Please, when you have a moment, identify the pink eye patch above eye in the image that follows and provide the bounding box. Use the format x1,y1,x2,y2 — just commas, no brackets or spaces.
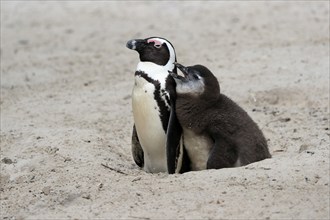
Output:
147,39,162,47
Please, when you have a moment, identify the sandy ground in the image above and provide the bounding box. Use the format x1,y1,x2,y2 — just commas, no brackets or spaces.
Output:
1,1,329,219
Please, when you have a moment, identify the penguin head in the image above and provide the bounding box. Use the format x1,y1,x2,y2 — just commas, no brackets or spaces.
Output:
126,37,176,69
170,62,220,99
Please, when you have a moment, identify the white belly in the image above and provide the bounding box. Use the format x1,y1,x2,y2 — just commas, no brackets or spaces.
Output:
183,128,213,171
132,77,167,173
183,129,242,170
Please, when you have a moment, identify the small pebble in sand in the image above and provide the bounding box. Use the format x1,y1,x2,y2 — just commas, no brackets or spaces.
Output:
1,157,13,164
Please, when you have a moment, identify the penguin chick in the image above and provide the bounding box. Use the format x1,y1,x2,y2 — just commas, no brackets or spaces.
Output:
169,63,271,170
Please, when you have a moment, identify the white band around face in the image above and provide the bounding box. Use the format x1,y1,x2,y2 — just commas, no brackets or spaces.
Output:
147,37,176,69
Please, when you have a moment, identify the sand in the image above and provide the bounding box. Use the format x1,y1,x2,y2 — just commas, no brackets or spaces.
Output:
1,1,329,219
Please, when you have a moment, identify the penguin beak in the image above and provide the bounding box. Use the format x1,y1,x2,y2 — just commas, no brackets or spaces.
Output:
126,39,146,51
169,70,187,83
169,62,189,81
174,62,189,77
168,70,180,79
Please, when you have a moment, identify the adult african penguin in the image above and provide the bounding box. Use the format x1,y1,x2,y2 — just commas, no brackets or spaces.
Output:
168,62,271,171
126,37,189,173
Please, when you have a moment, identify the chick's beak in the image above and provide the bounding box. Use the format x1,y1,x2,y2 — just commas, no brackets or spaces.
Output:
174,62,189,77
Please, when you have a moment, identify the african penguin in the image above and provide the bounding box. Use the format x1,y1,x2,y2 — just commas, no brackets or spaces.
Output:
168,62,271,171
126,37,187,173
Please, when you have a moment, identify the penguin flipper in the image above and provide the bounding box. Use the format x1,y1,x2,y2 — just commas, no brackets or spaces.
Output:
207,134,238,169
132,125,144,168
166,103,183,174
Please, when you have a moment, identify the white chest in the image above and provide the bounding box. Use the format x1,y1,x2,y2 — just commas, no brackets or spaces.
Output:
131,63,171,173
183,128,213,171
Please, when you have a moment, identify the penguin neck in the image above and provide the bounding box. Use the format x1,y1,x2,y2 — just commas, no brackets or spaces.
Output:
136,61,173,82
137,61,174,71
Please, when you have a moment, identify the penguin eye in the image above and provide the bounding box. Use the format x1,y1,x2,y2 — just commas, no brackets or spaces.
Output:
147,39,163,49
154,44,162,49
193,74,200,80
